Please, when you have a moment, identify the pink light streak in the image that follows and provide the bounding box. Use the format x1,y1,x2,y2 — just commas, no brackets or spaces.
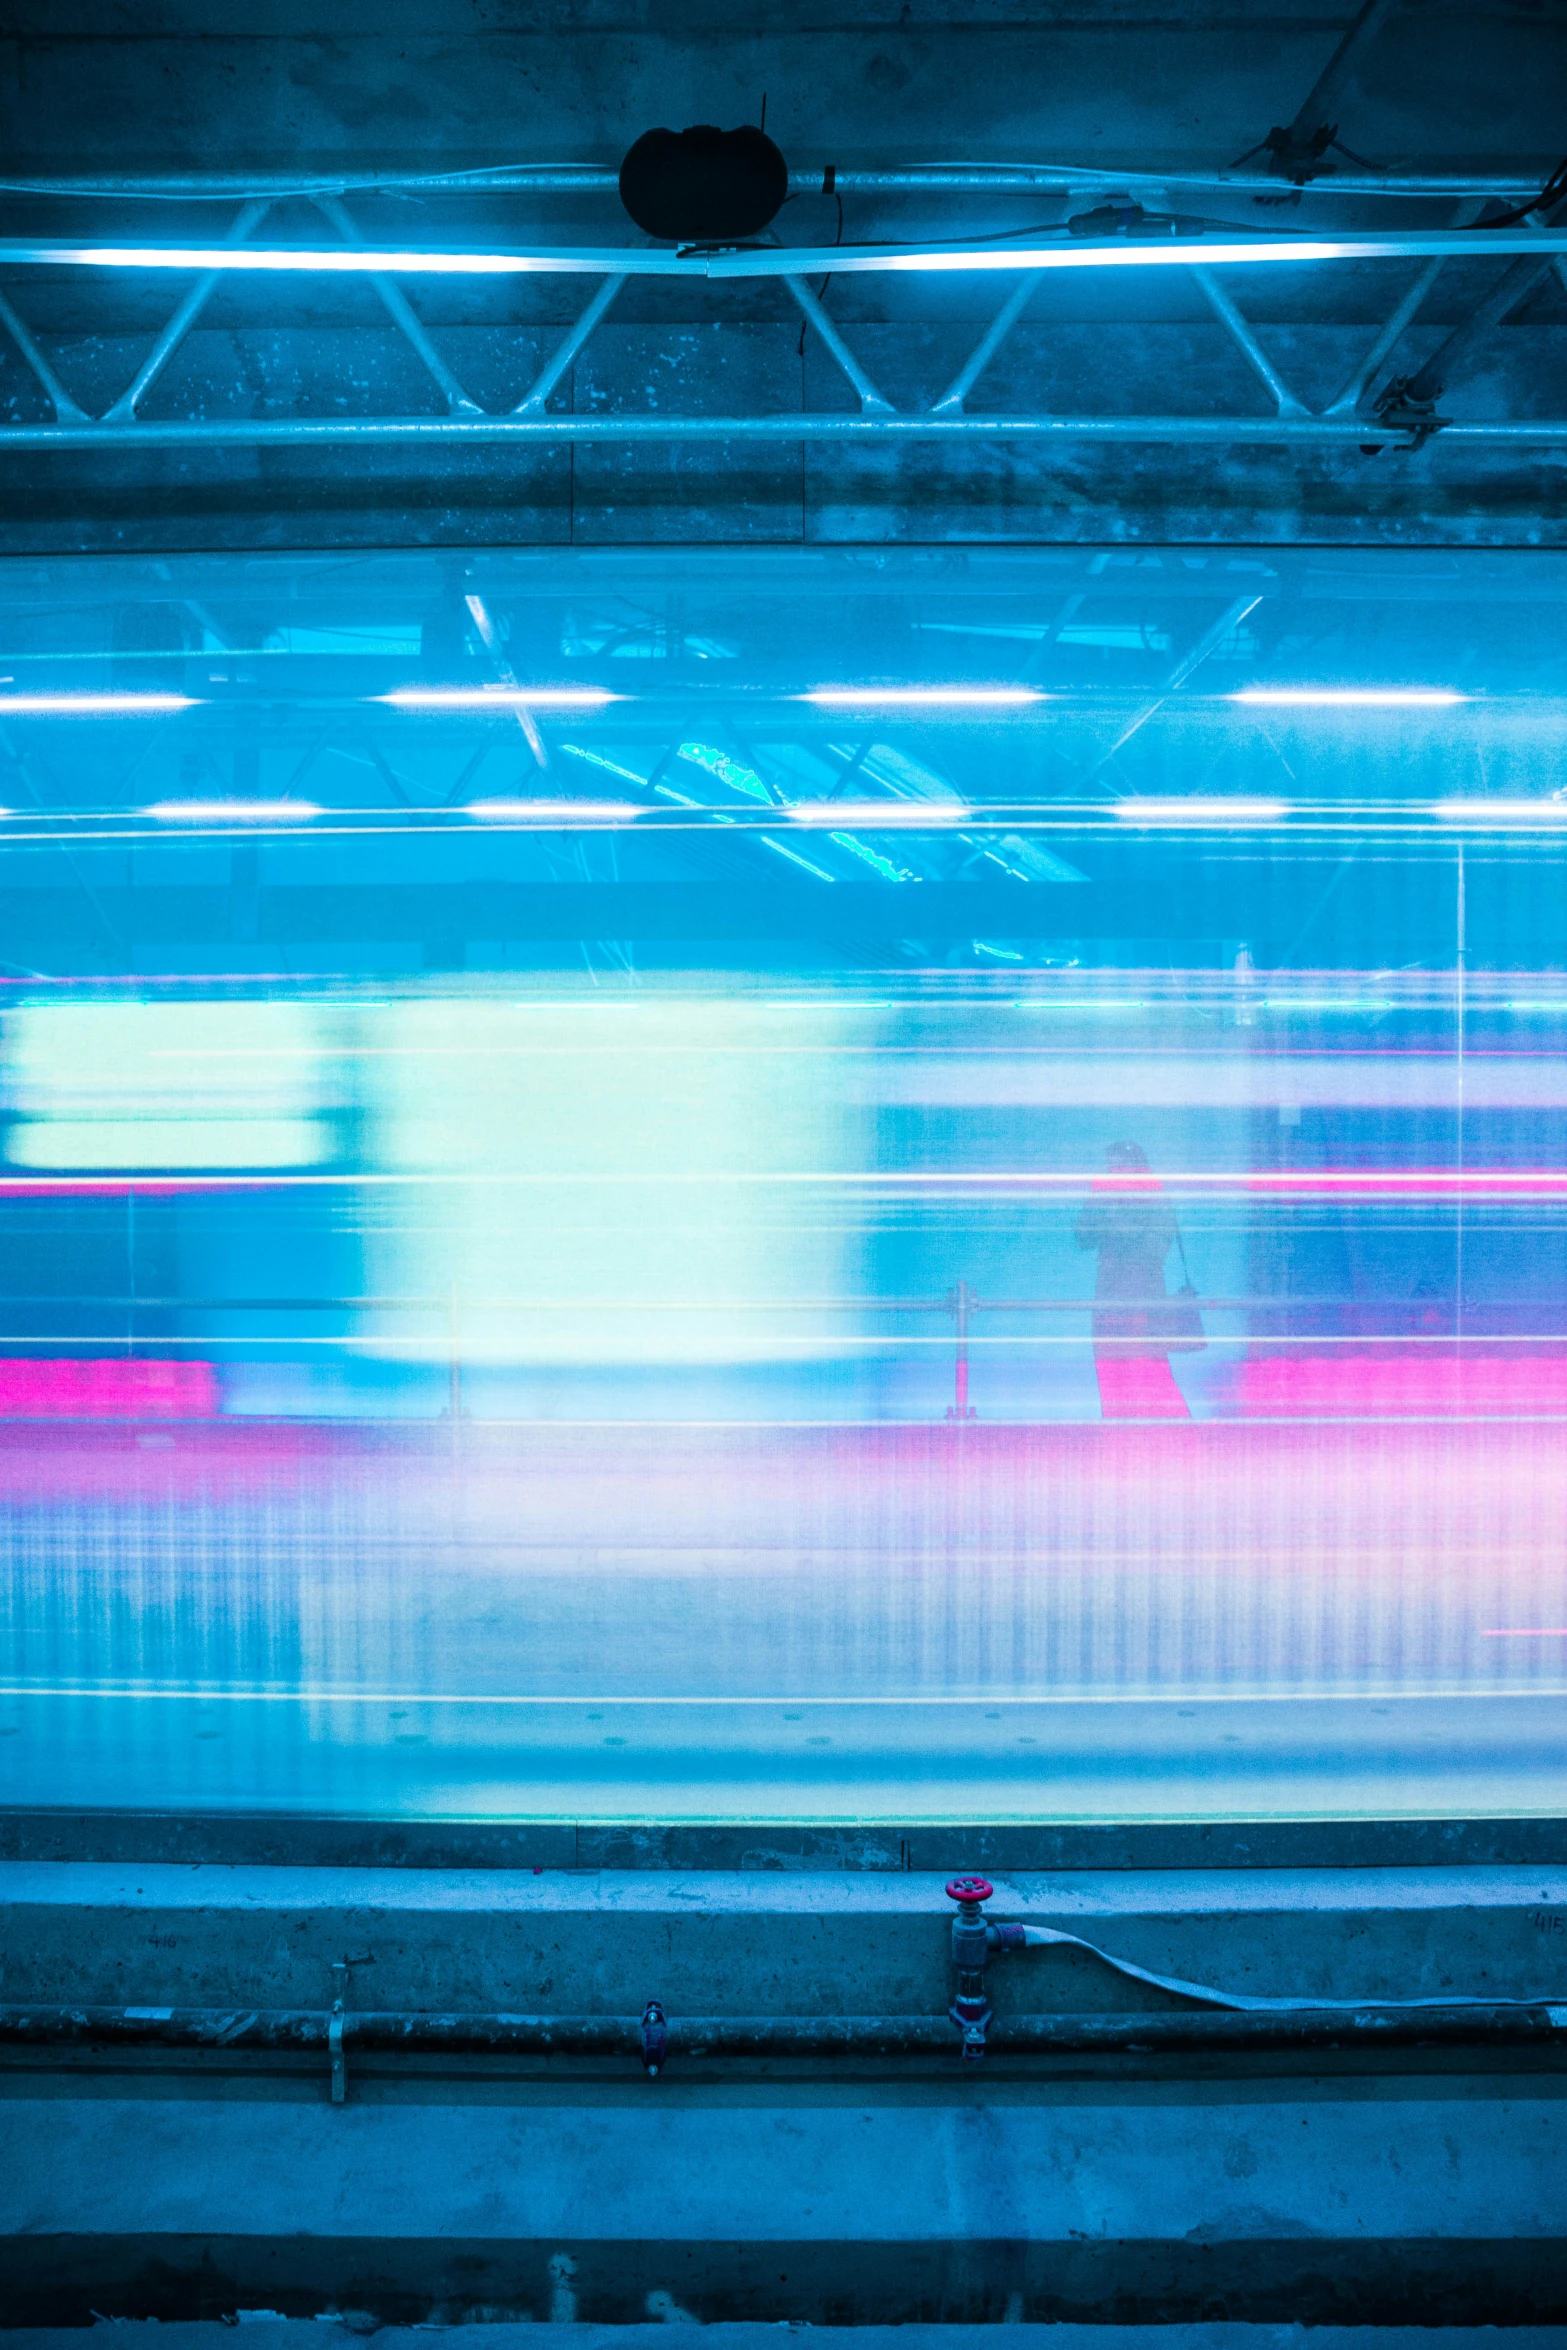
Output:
0,1359,218,1418
1235,1350,1567,1420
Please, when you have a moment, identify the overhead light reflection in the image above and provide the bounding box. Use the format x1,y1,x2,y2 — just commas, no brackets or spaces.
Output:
379,688,620,711
1436,799,1567,825
801,687,1044,708
1116,796,1289,824
790,800,967,825
146,799,321,822
464,799,640,821
1231,688,1466,708
0,693,198,716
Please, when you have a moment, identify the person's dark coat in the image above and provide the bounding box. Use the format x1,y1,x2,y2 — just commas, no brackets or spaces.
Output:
1074,1176,1177,1352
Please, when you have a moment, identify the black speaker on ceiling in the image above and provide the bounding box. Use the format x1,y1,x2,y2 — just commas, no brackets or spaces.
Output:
618,124,789,244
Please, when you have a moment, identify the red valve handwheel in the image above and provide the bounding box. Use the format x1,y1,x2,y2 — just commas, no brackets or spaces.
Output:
945,1875,994,1904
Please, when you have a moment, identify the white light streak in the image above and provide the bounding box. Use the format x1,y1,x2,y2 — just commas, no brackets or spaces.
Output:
1231,688,1466,708
16,233,1567,281
464,798,640,821
1115,796,1289,825
789,799,968,825
801,687,1044,709
794,236,1567,279
378,687,619,711
0,692,198,716
59,245,565,276
1435,799,1567,825
6,1117,326,1171
145,798,321,822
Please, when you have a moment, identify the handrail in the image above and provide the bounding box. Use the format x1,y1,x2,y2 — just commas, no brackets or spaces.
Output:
0,1282,1536,1423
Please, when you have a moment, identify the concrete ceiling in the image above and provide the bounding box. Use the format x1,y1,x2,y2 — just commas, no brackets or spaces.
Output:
3,1,1559,181
0,1,1563,549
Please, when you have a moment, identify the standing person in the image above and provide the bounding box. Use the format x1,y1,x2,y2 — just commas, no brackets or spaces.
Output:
1074,1141,1192,1420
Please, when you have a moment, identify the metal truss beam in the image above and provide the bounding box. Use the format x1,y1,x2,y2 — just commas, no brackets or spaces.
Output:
786,277,895,414
1320,194,1488,416
1395,246,1564,408
514,273,625,415
99,198,271,424
1,192,1563,459
312,194,482,417
1189,267,1308,416
932,273,1043,416
1325,252,1449,416
0,288,86,422
0,415,1561,449
0,167,1545,200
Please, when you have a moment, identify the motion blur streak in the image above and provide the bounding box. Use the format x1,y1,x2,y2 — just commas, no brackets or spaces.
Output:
3,1422,1565,1820
0,543,1564,1823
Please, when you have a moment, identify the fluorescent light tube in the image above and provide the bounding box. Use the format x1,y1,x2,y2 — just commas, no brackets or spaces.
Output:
19,233,1567,280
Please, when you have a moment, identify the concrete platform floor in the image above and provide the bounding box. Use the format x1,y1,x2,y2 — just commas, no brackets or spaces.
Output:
5,1416,1567,1823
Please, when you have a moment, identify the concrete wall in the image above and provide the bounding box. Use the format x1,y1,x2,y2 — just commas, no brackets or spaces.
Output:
3,2,1555,182
7,2084,1567,2325
6,1857,1567,2323
7,1859,1567,2013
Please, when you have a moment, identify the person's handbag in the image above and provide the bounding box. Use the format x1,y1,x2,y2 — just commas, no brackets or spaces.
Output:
1152,1230,1206,1353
